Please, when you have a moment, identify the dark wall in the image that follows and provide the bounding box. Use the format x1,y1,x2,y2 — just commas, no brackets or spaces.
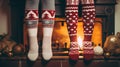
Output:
10,0,26,43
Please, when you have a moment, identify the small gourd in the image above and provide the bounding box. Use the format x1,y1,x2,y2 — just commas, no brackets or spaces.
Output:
94,44,103,55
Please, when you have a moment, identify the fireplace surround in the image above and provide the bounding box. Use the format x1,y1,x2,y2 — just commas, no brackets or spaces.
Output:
10,0,116,47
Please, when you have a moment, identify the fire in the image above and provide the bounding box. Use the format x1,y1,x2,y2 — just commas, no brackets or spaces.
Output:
77,36,83,50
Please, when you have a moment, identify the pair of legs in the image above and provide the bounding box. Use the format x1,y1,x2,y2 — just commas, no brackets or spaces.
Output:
24,0,96,61
24,0,55,61
66,0,96,61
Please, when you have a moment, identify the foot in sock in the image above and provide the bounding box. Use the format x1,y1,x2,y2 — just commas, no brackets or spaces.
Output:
42,36,53,60
83,41,94,60
27,31,39,61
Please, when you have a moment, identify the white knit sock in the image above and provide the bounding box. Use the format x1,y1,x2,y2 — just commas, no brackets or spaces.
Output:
27,28,39,61
42,28,53,60
25,0,39,61
41,0,55,60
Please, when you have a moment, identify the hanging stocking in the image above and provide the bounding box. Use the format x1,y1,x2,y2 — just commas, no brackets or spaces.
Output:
41,0,55,60
25,0,39,61
65,0,79,61
81,0,96,60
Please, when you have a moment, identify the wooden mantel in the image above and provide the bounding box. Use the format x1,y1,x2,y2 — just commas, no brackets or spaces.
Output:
0,55,120,67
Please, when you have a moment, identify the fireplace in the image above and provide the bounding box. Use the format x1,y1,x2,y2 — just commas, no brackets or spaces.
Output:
23,18,102,50
9,0,116,52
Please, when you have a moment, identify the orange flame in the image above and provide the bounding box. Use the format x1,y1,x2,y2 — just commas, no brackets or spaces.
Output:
77,36,83,50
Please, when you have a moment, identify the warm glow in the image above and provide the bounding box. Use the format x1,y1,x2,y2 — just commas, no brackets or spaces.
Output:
24,18,102,48
77,36,83,50
52,18,102,48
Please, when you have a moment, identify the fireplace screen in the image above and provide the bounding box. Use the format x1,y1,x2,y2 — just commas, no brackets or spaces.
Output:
24,18,102,50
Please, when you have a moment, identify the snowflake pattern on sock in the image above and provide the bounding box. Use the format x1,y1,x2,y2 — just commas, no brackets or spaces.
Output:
83,41,94,60
69,42,79,60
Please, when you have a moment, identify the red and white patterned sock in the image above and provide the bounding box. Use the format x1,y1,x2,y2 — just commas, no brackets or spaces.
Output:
41,9,55,60
81,0,96,60
25,0,39,61
65,0,79,61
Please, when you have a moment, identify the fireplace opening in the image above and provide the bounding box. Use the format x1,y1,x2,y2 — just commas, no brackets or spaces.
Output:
23,18,102,52
52,18,102,48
